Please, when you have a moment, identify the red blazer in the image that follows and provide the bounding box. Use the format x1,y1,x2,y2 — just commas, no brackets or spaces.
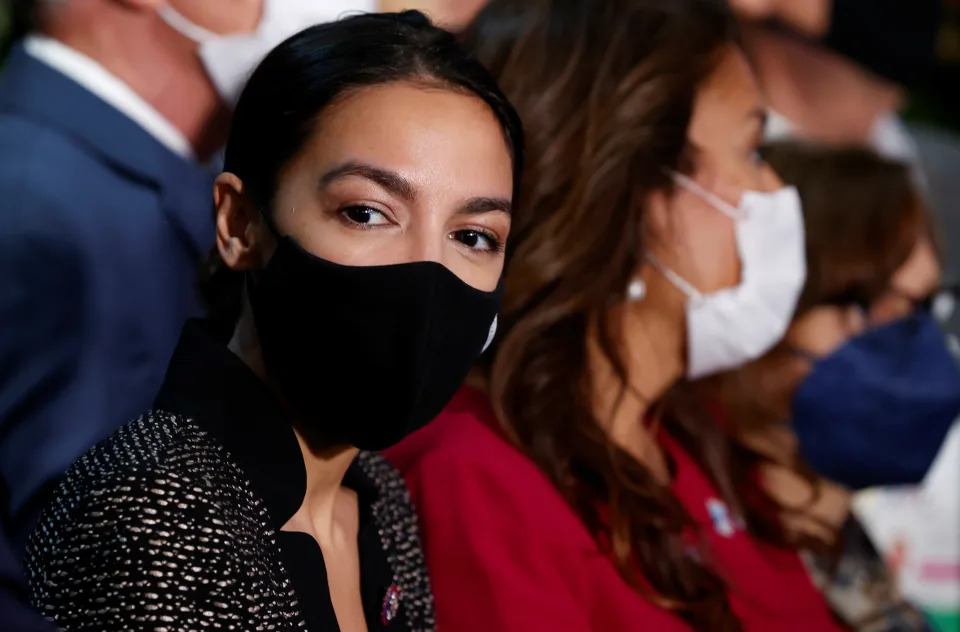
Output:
386,387,843,632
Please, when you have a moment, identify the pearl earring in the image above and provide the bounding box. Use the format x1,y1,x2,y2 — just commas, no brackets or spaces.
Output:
627,279,646,302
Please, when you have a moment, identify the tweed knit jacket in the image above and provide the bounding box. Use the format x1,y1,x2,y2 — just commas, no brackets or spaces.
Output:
24,322,435,632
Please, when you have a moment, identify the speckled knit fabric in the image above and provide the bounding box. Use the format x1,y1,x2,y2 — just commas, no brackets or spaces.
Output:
23,411,436,632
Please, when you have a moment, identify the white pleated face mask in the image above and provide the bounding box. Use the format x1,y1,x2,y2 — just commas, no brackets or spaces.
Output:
159,0,376,106
648,171,807,379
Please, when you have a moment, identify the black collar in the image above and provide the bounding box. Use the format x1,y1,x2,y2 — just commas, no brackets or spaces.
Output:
154,320,377,531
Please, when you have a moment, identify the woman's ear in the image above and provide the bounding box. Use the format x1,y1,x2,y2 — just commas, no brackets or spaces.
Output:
214,173,272,271
640,187,673,256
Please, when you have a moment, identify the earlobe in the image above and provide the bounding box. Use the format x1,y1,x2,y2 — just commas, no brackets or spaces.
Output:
217,234,245,265
642,189,671,243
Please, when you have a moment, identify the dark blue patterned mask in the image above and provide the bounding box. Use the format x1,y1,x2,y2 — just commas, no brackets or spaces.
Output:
791,312,960,490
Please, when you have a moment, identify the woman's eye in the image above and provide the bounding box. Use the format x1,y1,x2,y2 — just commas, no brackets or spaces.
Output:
748,148,765,165
451,229,502,254
341,206,390,227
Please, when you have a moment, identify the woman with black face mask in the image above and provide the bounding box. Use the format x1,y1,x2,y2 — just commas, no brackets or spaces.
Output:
24,11,522,632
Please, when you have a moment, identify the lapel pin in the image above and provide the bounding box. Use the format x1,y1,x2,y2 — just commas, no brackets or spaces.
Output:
382,584,401,625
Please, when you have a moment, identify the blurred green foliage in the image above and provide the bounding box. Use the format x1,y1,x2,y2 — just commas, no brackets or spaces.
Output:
0,0,34,65
1,0,14,67
0,0,10,44
906,2,960,132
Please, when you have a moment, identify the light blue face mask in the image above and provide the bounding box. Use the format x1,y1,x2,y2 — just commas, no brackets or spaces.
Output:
790,311,960,490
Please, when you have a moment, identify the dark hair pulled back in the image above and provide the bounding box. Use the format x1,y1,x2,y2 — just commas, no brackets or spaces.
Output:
200,10,523,338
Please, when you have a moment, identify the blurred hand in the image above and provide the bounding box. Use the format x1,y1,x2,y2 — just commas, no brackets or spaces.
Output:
760,463,852,544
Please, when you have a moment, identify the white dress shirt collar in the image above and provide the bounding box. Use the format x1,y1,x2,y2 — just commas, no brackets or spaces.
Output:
24,35,195,160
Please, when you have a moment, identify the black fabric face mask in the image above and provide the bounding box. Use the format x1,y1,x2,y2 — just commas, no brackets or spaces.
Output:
248,236,501,451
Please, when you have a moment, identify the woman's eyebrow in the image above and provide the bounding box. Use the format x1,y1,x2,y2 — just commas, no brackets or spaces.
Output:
321,162,512,215
320,161,417,201
458,196,513,216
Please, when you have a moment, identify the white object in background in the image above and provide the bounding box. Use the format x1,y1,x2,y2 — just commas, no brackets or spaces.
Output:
855,421,960,614
765,109,921,166
870,112,922,166
324,0,378,18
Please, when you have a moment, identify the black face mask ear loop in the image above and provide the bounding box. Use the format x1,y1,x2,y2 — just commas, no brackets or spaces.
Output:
257,202,284,241
245,205,282,309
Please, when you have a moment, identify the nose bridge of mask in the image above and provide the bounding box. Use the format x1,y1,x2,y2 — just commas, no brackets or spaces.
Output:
865,312,957,373
735,187,800,283
726,185,806,328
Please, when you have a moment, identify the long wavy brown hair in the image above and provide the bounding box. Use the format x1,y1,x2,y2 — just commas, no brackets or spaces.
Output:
465,1,769,629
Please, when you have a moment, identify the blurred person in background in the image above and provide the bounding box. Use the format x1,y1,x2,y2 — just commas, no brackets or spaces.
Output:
709,141,959,631
729,0,942,159
0,0,348,629
730,0,960,313
0,0,256,550
0,2,255,627
729,0,960,304
387,0,870,629
720,142,956,491
730,5,960,626
25,11,521,630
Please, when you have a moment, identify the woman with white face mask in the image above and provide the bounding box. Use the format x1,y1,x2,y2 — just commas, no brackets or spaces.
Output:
384,2,849,631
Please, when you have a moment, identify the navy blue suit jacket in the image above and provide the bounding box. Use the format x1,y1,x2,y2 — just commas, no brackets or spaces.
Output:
0,43,215,627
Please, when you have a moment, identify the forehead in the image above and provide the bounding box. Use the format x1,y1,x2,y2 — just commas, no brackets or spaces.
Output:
688,46,763,147
294,82,514,196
